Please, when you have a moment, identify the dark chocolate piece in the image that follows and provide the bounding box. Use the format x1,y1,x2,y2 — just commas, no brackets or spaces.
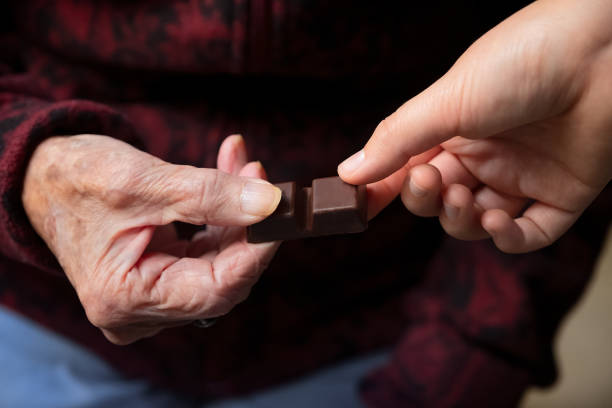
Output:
247,176,367,243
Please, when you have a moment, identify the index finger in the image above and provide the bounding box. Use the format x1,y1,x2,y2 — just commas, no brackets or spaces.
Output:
365,146,442,218
338,79,459,186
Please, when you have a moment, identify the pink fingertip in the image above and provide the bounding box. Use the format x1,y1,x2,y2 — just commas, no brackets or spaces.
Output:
239,161,267,179
338,150,365,179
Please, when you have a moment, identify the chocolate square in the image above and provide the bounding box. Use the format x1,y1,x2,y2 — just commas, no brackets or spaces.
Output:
247,176,367,243
311,177,367,235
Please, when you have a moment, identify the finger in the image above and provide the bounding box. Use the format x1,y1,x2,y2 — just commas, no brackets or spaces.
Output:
352,147,443,219
158,166,282,226
123,255,224,320
128,237,277,323
337,80,460,185
103,226,157,278
101,317,194,345
481,203,582,253
187,161,276,258
216,160,271,246
187,161,270,248
239,161,268,180
365,165,409,219
472,186,527,216
217,134,248,175
407,146,443,167
399,164,443,217
428,149,480,190
437,184,527,242
101,326,162,346
209,238,279,308
395,148,479,219
89,236,276,335
439,184,488,241
147,240,277,320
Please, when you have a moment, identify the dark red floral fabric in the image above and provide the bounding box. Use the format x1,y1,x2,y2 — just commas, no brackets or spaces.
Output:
0,1,609,406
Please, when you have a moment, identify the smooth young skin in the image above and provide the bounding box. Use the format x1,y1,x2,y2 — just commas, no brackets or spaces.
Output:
23,134,282,344
339,0,612,253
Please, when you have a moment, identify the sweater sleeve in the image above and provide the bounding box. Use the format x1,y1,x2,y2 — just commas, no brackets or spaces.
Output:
359,194,611,408
0,94,141,275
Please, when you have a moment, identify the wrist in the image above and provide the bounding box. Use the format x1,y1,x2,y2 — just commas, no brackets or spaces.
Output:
22,136,69,234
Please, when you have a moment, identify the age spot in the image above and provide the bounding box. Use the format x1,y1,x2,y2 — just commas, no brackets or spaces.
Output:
45,164,61,182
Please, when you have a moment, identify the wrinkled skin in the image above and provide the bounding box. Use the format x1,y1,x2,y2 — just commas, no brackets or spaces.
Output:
340,0,612,253
23,134,281,344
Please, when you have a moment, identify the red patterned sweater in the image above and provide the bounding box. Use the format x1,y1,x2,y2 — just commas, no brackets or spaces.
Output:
0,1,610,406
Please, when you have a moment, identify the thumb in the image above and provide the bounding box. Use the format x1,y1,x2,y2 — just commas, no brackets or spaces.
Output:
156,164,282,226
338,0,577,185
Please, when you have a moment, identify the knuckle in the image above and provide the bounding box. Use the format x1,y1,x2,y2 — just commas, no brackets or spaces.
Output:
212,290,240,313
195,170,231,221
103,330,131,346
199,169,220,207
377,116,394,139
436,66,472,138
440,211,476,241
229,288,253,308
515,31,550,85
197,292,235,317
399,187,417,210
171,168,225,221
213,255,261,308
214,299,237,316
400,190,437,217
371,117,397,155
102,327,145,346
439,217,458,238
80,287,121,329
376,112,418,165
111,338,133,346
400,191,417,213
174,290,204,316
448,78,469,136
83,299,114,328
495,239,521,255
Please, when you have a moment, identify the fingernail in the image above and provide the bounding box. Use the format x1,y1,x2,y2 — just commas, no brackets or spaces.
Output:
338,150,365,175
241,180,282,216
409,178,427,197
444,202,459,220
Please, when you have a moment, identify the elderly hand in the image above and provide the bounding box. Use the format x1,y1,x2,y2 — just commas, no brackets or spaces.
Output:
22,134,281,344
339,0,612,253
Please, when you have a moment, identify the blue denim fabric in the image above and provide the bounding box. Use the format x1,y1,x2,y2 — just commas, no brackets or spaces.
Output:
0,306,388,408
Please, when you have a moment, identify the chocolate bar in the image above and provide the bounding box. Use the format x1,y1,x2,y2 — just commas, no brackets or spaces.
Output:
247,176,367,243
